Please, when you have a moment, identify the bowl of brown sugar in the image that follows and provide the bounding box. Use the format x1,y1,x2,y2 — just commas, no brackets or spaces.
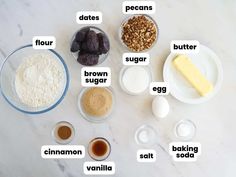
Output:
78,87,114,123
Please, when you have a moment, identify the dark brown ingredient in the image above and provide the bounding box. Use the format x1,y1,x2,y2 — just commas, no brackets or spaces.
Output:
97,33,110,54
71,27,110,66
81,41,88,51
57,126,72,140
77,53,99,66
92,140,108,156
75,27,90,42
86,30,99,53
70,39,80,52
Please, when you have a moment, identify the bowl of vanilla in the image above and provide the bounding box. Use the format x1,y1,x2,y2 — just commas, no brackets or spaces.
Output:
0,44,69,114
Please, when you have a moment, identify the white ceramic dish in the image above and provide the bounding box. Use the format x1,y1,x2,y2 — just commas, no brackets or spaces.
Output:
163,45,223,104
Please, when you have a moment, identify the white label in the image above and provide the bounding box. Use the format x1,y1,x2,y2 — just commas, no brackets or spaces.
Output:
84,161,115,175
32,36,56,49
41,145,85,159
149,82,170,95
123,53,149,65
76,11,102,24
137,149,156,162
170,40,200,54
169,142,201,162
122,1,156,14
81,67,111,87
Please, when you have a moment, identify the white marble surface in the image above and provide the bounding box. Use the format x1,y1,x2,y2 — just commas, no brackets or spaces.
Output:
0,0,236,176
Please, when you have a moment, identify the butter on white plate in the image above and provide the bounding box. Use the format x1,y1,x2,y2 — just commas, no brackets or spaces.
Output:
163,45,223,104
173,55,213,96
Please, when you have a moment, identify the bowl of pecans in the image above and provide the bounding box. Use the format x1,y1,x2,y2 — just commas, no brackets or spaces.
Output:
119,14,159,52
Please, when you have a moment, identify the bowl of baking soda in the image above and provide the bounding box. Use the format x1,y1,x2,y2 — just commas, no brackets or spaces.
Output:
0,44,69,114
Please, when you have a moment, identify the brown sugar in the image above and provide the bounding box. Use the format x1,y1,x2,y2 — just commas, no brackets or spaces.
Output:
81,88,113,117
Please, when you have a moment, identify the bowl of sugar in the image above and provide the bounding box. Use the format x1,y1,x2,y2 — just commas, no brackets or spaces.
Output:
0,44,69,114
119,66,152,95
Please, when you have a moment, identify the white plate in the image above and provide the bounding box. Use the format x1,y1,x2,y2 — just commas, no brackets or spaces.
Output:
163,45,223,104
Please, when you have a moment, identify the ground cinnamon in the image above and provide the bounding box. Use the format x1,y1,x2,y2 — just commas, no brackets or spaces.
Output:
57,126,72,140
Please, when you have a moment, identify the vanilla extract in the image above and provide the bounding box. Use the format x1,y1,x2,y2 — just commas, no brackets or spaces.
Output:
86,164,112,171
88,138,111,161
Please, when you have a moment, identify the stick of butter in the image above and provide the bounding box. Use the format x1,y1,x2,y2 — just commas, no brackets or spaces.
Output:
173,55,213,96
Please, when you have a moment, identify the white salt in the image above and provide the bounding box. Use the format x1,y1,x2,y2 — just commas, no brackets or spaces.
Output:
138,130,149,143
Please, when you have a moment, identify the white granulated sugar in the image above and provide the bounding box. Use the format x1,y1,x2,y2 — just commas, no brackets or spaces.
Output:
15,53,65,107
122,66,150,94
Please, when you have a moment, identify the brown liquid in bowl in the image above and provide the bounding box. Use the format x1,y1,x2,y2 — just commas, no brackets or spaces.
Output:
92,140,108,156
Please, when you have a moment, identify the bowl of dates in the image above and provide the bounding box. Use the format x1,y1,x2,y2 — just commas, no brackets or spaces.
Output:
70,26,110,66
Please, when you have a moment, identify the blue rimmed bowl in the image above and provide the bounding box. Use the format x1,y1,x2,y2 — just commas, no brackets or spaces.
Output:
0,44,69,114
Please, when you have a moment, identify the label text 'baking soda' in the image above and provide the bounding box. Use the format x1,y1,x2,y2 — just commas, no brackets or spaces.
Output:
169,142,201,162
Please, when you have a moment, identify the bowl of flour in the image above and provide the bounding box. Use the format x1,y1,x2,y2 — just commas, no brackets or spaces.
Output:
0,44,69,114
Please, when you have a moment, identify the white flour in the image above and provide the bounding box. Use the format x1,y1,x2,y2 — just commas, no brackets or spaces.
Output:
15,53,65,107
